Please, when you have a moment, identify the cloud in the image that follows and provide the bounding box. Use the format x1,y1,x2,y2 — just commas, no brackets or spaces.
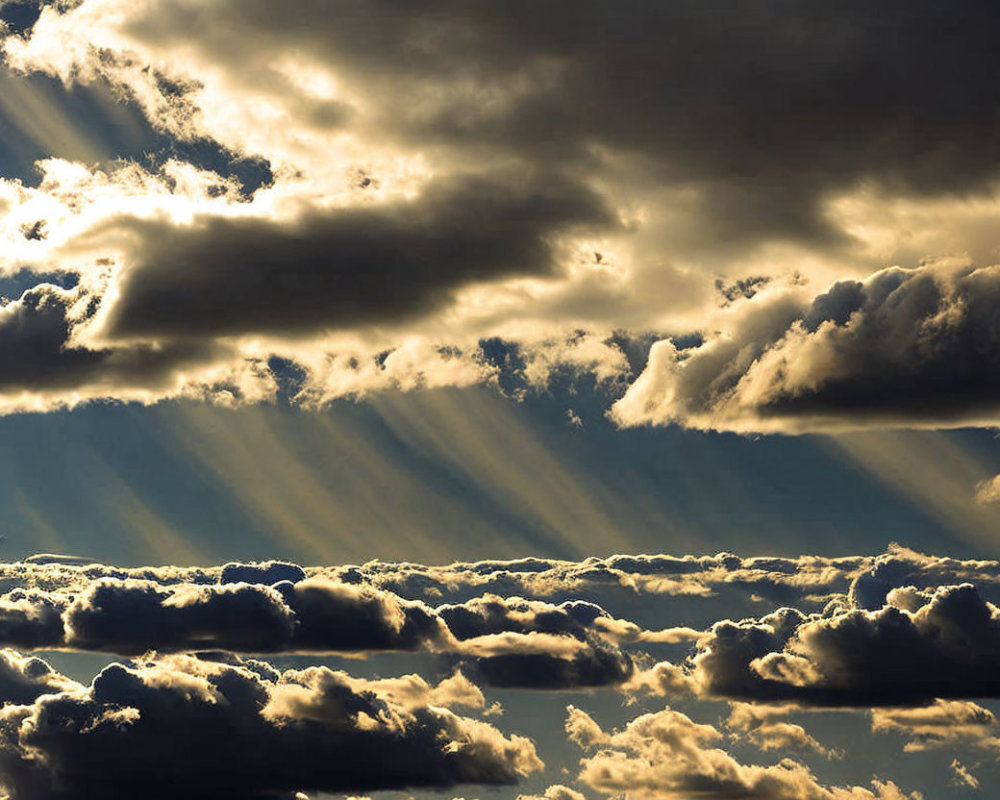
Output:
0,570,638,689
0,282,230,406
612,261,1000,434
726,703,839,758
279,577,452,653
4,2,1000,419
81,171,613,341
219,561,306,585
622,661,694,699
690,607,808,701
950,760,981,790
14,1,1000,221
0,648,81,704
518,785,587,800
38,576,452,655
973,475,1000,505
692,584,1000,706
871,700,1000,753
64,579,298,654
567,705,919,800
0,652,542,799
461,632,633,690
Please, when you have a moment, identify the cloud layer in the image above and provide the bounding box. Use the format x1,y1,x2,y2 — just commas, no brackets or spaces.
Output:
0,548,988,797
0,2,998,426
0,653,541,799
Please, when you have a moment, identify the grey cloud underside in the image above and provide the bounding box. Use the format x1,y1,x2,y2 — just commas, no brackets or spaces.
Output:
617,262,1000,431
0,654,540,800
98,173,611,339
693,583,1000,706
117,1,1000,243
0,284,224,391
0,550,993,798
0,573,636,689
761,266,1000,422
2,547,1000,703
9,1,1000,420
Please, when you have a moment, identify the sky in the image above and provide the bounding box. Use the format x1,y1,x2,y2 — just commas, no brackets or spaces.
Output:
0,1,999,798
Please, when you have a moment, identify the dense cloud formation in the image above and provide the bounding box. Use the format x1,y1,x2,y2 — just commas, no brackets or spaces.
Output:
752,584,1000,705
91,173,613,339
5,548,1000,707
0,570,641,689
0,2,997,419
613,262,1000,433
0,551,989,795
0,282,226,401
15,1,1000,205
691,583,1000,706
0,648,80,704
0,653,542,799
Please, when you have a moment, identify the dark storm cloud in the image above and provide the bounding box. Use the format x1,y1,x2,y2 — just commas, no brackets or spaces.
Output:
94,171,612,339
0,282,227,395
0,648,80,704
614,261,1000,432
57,577,451,655
219,561,306,585
64,579,297,654
0,653,541,800
83,0,1000,245
467,638,633,690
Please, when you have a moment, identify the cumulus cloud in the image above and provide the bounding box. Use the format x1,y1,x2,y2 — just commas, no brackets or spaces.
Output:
518,785,587,800
622,661,694,699
0,652,542,799
692,583,1000,706
0,648,81,704
612,261,1000,434
567,705,918,800
0,550,988,796
0,281,235,412
0,570,643,690
9,576,452,656
973,476,1000,505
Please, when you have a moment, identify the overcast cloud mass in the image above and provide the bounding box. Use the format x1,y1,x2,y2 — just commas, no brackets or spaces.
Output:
0,1,999,798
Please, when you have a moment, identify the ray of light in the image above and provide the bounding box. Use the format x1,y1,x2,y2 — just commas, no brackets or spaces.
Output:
827,430,1000,554
86,455,209,565
0,70,109,167
12,487,66,555
156,403,527,563
369,387,655,558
